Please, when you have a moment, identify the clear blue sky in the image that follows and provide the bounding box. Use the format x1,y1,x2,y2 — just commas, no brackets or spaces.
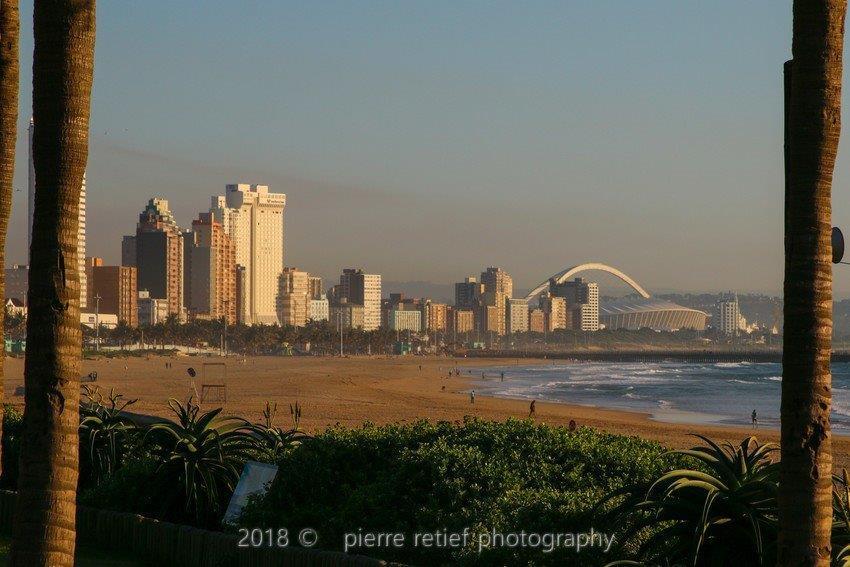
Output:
9,1,835,295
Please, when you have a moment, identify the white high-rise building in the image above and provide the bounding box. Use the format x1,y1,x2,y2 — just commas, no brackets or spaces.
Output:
211,184,285,325
716,292,741,336
28,119,87,308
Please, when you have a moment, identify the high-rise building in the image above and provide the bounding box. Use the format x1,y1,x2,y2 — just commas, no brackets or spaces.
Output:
388,309,421,333
134,198,184,317
184,212,237,324
235,265,248,323
309,298,329,322
338,268,382,330
121,235,137,267
550,277,599,331
506,298,529,334
277,267,311,327
84,257,104,309
539,293,568,332
422,301,448,332
479,267,513,336
308,276,323,300
528,308,546,333
91,265,138,327
454,276,481,310
716,292,741,336
330,300,365,330
210,184,286,325
5,264,28,303
28,118,87,308
449,308,475,335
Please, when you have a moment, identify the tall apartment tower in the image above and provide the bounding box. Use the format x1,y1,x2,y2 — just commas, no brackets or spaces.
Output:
184,212,237,324
338,268,382,330
506,298,529,334
454,276,481,310
91,264,138,327
29,118,88,308
134,198,184,317
307,276,323,300
211,184,285,325
716,292,741,336
480,267,513,336
277,267,311,327
550,277,599,331
539,293,568,332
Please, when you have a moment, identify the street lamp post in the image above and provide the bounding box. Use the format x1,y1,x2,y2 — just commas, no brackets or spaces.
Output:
338,311,344,357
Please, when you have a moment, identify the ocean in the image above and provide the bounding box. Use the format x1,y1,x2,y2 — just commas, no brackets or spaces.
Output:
469,361,850,433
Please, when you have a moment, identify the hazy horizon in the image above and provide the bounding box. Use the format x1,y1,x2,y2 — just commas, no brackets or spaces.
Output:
8,1,848,297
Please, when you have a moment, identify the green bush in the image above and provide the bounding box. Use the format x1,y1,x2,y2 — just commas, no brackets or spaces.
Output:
239,417,678,566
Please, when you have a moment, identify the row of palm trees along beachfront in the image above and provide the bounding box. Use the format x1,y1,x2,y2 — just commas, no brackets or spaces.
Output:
0,0,848,565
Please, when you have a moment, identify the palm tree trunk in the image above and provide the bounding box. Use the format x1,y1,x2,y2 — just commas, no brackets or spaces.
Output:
0,0,20,480
780,1,846,564
10,1,95,565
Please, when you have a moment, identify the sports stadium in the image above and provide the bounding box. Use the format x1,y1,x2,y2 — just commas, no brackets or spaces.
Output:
525,262,708,331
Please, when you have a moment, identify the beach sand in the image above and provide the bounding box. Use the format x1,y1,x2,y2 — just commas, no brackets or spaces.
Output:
5,353,850,468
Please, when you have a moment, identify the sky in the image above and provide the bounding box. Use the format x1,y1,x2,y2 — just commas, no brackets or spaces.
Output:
7,1,841,296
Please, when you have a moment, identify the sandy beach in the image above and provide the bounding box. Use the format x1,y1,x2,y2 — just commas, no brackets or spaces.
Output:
5,353,850,469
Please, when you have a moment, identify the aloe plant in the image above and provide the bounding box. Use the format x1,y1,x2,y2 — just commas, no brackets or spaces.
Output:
601,435,778,566
251,401,310,462
142,398,257,525
79,385,138,485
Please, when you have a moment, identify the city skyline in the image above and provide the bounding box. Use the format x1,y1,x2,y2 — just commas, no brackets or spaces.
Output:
8,1,850,296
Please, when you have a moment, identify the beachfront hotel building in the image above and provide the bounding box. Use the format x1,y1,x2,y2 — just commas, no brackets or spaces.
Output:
716,292,741,336
211,184,286,325
330,300,365,330
388,309,422,333
454,276,482,310
29,118,88,308
550,277,599,331
422,301,448,332
528,308,546,333
309,298,329,322
449,308,475,335
184,212,237,324
539,293,568,332
506,298,529,334
480,267,513,336
133,198,184,318
337,268,382,331
277,267,311,327
308,276,323,300
90,264,138,327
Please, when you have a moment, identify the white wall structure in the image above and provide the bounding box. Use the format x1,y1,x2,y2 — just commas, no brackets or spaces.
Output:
309,298,329,322
388,309,421,333
28,118,87,308
211,184,286,325
506,298,529,334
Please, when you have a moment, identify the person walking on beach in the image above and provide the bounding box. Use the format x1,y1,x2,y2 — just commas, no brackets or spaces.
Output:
501,371,505,382
470,390,475,404
529,399,536,418
751,409,758,429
